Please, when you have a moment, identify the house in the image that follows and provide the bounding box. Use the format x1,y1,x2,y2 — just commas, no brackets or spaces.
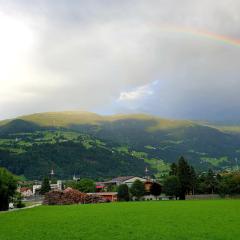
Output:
33,180,63,195
95,182,106,192
33,184,42,195
105,176,147,188
95,176,148,192
50,180,63,191
18,187,33,197
144,180,154,193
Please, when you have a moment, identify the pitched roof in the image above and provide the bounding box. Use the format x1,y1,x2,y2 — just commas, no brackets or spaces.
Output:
20,187,32,192
110,176,135,183
89,192,117,196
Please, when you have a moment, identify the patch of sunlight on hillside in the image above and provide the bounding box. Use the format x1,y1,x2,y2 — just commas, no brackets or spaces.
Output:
0,111,199,132
147,119,196,131
18,111,103,126
201,156,228,167
0,120,10,126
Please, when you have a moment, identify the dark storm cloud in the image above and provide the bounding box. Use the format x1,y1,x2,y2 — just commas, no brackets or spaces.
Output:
0,0,240,121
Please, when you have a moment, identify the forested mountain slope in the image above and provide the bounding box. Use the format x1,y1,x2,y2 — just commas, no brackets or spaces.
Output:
0,111,240,179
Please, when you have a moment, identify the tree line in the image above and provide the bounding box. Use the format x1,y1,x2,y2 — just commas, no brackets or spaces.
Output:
117,156,240,201
164,156,240,199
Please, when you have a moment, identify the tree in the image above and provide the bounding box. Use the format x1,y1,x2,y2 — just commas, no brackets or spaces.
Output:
0,168,17,211
14,192,25,209
67,178,96,193
163,176,181,200
130,180,145,200
78,178,96,193
117,184,130,201
177,156,191,200
205,169,216,194
169,163,178,176
228,173,240,194
150,182,162,199
189,166,197,195
40,177,51,195
107,184,117,192
218,179,229,197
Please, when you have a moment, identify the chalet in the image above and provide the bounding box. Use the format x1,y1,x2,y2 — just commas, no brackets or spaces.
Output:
18,187,33,197
105,176,147,187
96,176,149,192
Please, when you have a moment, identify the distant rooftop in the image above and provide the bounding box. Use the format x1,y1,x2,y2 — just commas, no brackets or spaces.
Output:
109,176,135,183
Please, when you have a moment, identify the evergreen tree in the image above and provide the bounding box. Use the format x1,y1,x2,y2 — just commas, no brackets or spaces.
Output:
150,182,162,199
169,163,178,176
117,184,130,201
40,177,51,195
177,156,191,200
0,168,17,211
130,180,145,200
206,169,216,194
189,166,197,195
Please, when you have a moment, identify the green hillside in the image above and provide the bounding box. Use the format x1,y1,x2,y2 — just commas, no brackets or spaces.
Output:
16,111,195,130
0,111,240,179
18,111,104,127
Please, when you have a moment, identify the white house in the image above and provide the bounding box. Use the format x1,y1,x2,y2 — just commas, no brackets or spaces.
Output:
33,184,41,195
50,180,63,191
33,180,63,195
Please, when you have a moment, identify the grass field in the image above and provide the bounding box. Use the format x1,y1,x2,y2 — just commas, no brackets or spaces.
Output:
0,200,240,240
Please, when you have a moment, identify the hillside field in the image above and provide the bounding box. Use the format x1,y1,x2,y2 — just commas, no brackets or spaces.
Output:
0,200,240,240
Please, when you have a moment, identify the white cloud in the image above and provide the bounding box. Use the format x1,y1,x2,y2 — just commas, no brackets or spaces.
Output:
118,81,157,101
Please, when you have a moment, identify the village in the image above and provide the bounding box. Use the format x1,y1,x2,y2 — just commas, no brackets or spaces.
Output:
16,167,166,206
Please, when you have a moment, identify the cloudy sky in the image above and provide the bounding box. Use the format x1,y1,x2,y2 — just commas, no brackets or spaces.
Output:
0,0,240,121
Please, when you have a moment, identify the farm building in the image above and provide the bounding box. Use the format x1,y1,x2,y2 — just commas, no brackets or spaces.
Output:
88,192,118,202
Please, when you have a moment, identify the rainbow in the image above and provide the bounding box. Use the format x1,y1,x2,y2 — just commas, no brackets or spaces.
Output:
154,24,240,48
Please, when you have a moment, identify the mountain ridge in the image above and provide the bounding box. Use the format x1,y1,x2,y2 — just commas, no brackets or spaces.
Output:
0,111,199,129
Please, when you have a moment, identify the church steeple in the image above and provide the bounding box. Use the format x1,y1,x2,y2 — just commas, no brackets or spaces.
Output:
50,168,55,177
145,167,150,180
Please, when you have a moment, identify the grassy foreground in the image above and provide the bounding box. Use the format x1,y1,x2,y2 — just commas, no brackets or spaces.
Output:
0,200,240,240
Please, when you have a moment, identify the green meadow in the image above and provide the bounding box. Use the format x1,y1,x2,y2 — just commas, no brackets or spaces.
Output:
1,200,240,240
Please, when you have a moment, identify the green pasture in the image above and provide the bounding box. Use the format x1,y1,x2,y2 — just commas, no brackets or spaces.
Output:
0,200,240,240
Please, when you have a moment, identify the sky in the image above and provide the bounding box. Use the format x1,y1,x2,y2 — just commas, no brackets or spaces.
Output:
0,0,240,122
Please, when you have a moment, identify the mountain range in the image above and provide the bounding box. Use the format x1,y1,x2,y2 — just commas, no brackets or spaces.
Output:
0,111,240,180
